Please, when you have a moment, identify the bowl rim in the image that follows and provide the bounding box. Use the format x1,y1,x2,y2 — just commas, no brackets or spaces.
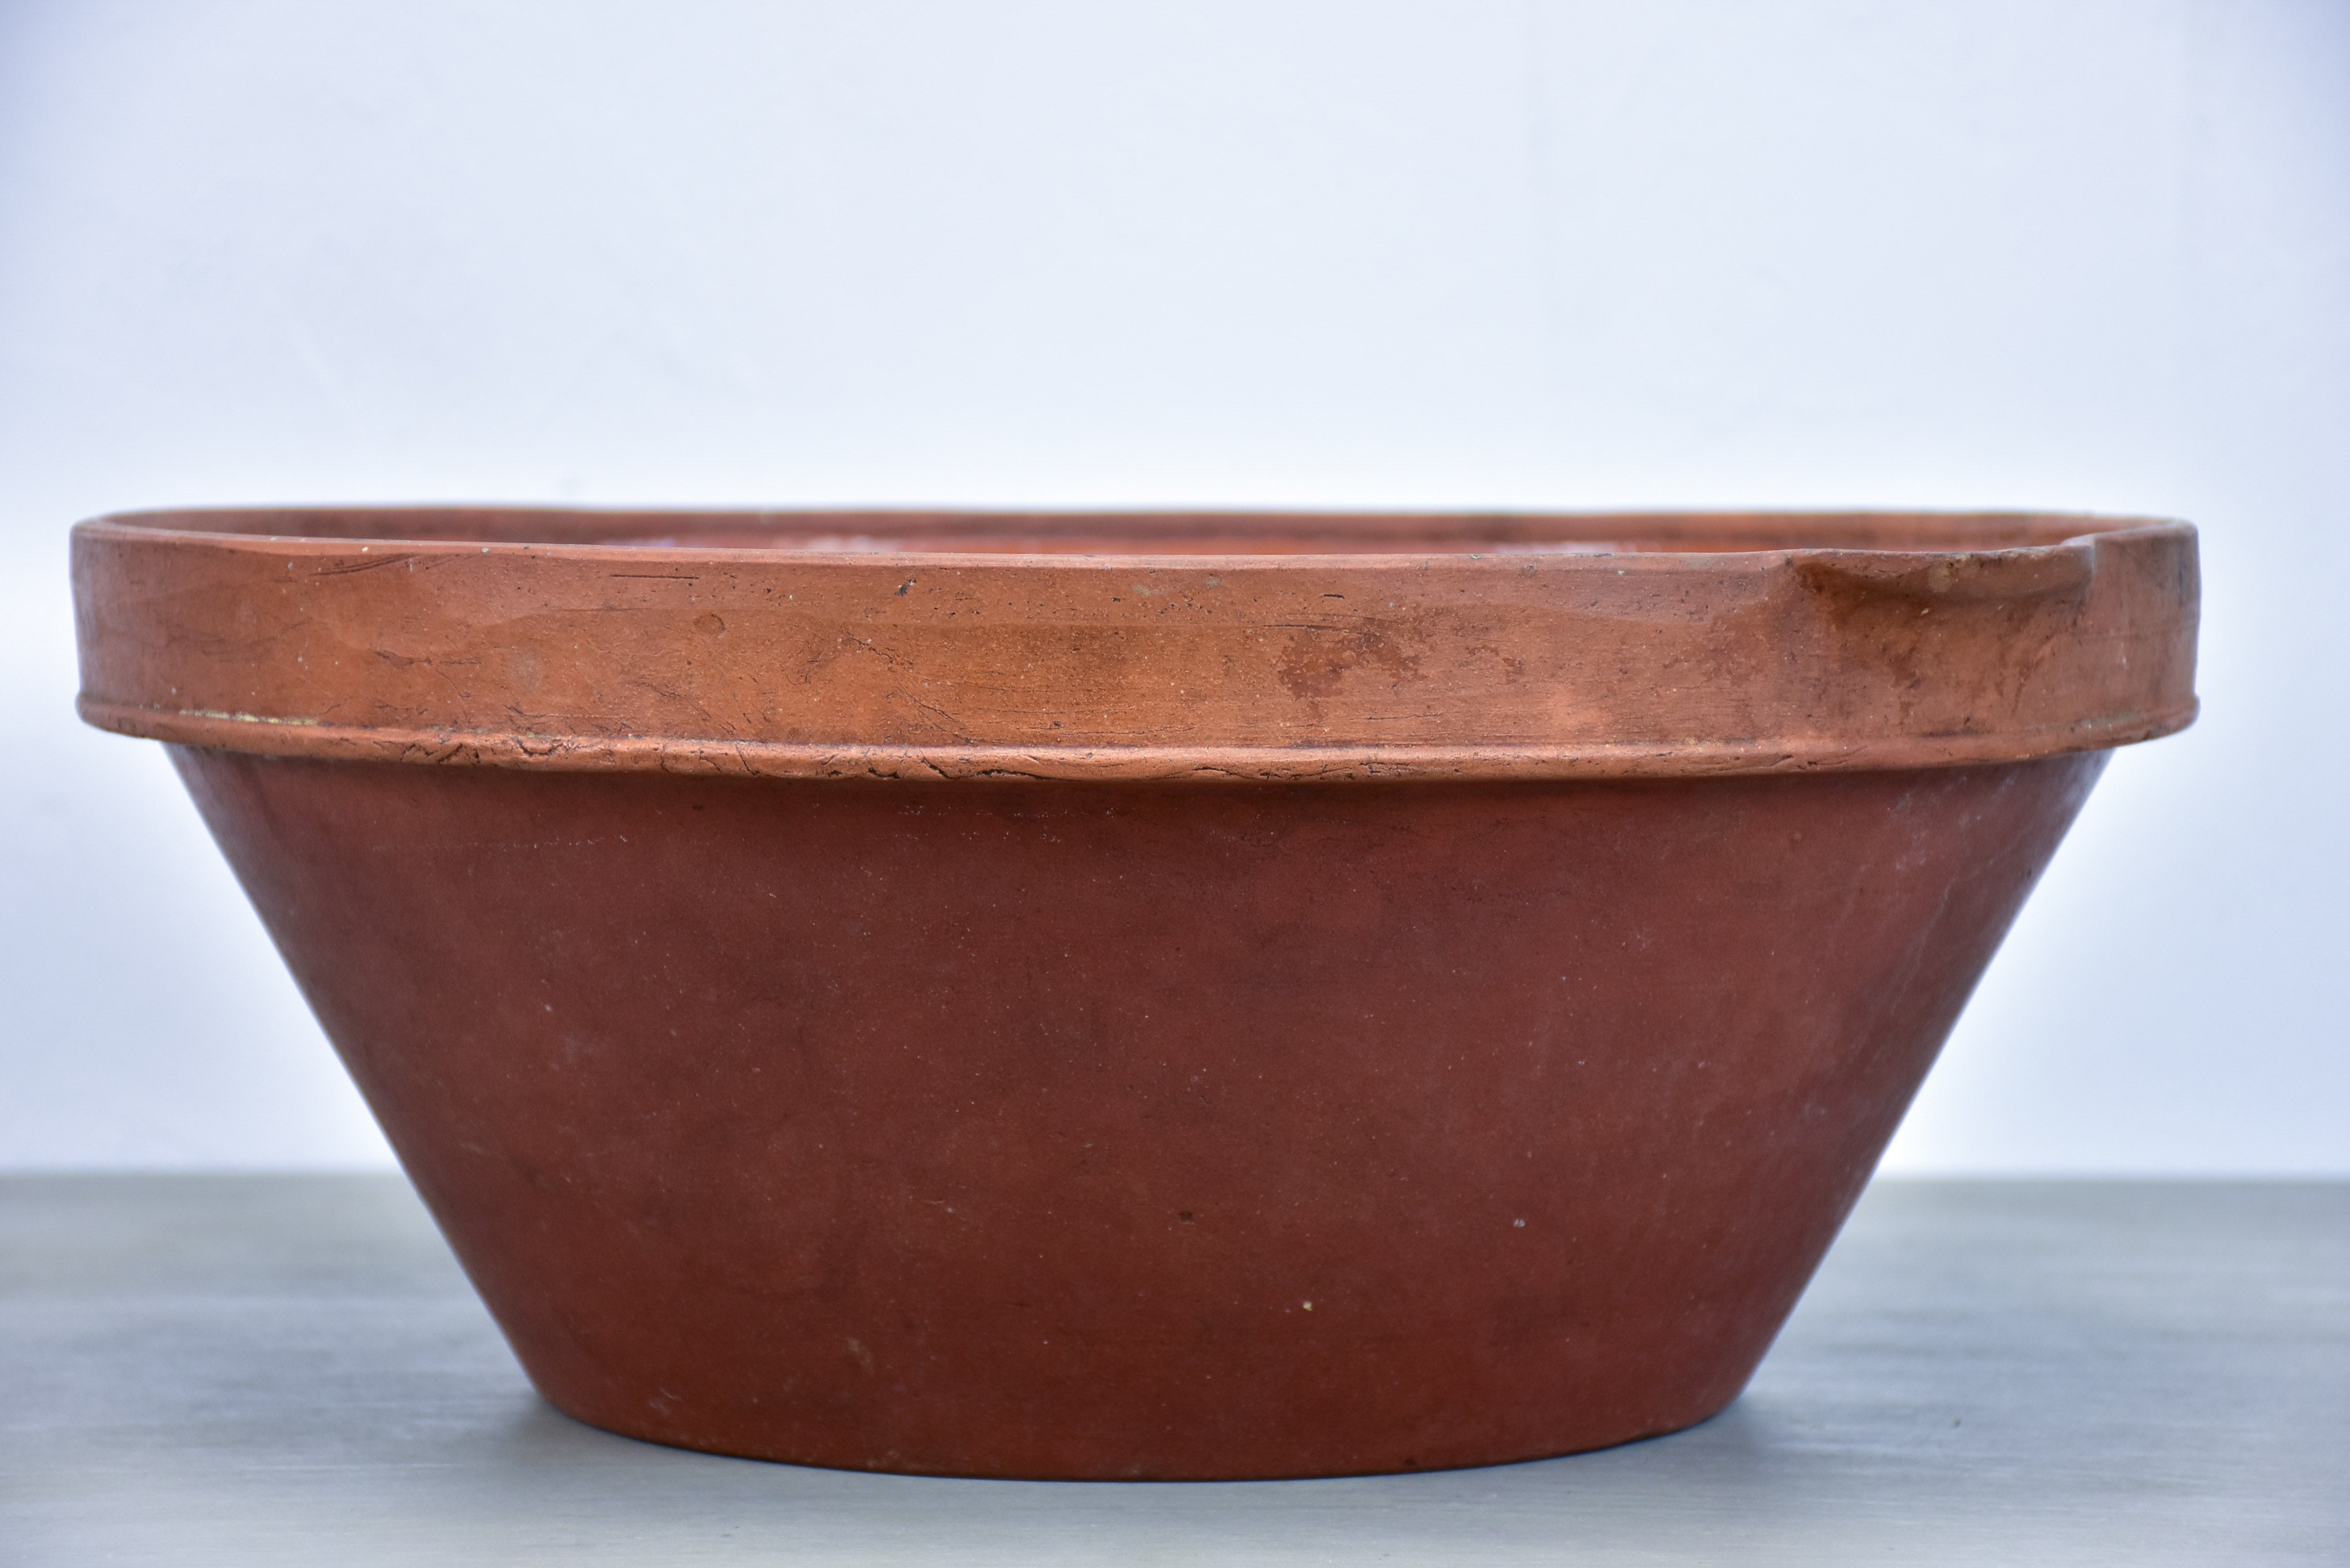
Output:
71,506,2199,783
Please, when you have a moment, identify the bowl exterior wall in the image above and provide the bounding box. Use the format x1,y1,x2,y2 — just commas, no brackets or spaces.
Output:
170,748,2102,1479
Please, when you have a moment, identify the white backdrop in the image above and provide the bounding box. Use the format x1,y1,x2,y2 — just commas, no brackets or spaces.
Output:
1,0,2342,1172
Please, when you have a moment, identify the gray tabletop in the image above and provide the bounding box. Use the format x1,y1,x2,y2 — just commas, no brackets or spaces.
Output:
4,1175,2344,1565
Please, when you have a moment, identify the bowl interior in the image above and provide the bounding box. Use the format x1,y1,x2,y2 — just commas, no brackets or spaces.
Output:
112,506,2110,557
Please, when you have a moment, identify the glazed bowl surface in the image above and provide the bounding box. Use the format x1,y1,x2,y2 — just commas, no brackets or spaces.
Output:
72,508,2197,1479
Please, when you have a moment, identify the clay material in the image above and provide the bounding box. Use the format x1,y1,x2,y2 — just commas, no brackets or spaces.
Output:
73,508,2198,1479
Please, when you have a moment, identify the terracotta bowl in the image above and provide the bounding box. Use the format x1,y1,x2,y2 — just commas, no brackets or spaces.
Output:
72,507,2197,1479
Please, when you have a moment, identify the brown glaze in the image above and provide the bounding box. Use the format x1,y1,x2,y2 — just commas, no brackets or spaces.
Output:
71,509,2198,1479
170,748,2102,1479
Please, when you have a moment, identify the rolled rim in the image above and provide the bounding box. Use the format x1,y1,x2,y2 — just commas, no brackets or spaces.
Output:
72,506,2199,782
